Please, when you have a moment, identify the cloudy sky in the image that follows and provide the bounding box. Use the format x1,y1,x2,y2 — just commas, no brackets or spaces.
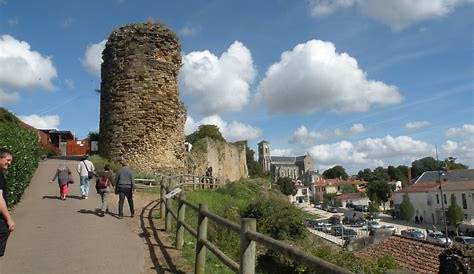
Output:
0,0,473,173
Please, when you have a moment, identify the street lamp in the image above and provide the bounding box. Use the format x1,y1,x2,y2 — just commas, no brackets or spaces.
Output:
436,148,452,248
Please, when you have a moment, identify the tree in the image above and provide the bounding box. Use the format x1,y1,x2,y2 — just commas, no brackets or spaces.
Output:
446,194,464,235
368,200,380,215
246,146,263,177
276,177,296,196
185,124,225,144
367,180,392,210
411,157,442,179
373,166,390,182
445,158,468,170
357,168,373,182
323,165,348,180
323,193,337,206
88,131,99,141
400,193,415,222
341,184,357,193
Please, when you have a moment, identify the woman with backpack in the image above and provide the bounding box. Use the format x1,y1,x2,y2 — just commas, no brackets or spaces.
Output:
95,164,114,217
50,163,73,200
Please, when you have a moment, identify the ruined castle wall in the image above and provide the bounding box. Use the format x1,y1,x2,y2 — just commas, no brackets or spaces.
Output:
99,23,185,172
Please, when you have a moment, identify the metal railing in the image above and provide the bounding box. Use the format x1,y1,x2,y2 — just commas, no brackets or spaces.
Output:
158,175,354,274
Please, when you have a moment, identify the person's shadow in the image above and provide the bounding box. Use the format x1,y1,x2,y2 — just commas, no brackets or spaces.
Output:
77,209,102,217
42,195,83,200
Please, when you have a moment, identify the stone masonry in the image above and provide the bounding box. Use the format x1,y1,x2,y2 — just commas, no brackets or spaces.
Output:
99,23,185,172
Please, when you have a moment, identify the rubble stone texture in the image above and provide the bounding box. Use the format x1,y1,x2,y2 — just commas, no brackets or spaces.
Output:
99,23,185,172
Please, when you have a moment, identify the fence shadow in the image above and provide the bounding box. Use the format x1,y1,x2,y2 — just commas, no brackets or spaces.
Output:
140,200,186,274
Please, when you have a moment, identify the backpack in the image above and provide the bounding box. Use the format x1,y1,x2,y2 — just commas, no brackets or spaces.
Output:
98,176,110,188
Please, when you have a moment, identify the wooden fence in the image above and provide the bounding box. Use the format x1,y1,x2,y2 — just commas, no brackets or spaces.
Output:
153,174,354,274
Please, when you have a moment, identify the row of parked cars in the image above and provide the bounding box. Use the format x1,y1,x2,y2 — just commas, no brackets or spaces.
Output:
401,228,474,246
314,203,338,213
305,219,359,240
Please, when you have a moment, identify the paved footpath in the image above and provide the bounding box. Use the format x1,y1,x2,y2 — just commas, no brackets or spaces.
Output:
0,159,144,274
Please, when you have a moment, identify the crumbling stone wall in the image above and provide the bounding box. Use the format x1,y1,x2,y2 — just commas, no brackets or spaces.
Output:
186,138,248,182
99,23,185,172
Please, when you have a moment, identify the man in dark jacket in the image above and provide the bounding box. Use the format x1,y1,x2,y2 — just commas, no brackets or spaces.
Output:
115,160,135,219
0,148,15,256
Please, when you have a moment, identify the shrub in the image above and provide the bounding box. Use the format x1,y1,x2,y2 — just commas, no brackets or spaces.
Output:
0,122,41,206
242,198,307,241
89,155,120,172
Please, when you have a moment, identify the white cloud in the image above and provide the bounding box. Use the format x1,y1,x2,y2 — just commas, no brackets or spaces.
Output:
256,39,402,114
82,40,106,76
185,115,261,142
271,148,295,156
0,35,57,90
350,123,365,133
64,79,74,89
180,41,256,115
442,139,474,167
308,135,433,172
19,114,60,129
308,0,473,31
0,89,19,105
179,25,202,37
406,120,431,129
446,124,474,137
290,125,324,145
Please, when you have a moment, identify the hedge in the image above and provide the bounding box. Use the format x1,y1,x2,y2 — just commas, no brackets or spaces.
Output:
0,122,41,206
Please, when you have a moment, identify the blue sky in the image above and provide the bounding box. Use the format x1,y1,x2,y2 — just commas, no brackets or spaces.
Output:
0,0,473,173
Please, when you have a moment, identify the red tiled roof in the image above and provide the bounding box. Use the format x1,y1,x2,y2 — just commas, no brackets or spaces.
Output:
335,193,367,201
396,180,474,193
356,235,444,274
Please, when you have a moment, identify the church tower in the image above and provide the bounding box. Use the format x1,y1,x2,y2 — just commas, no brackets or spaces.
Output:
258,140,272,172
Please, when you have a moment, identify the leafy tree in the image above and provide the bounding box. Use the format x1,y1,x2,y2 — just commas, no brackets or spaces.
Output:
367,180,392,209
447,194,463,234
411,157,442,179
357,168,372,181
368,200,380,214
242,198,306,241
88,131,99,141
185,124,225,144
373,166,390,181
323,193,337,206
323,165,348,180
400,193,415,222
246,146,263,177
445,158,468,170
341,184,357,193
276,177,296,196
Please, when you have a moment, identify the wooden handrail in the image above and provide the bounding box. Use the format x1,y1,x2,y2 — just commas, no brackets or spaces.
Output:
158,175,354,274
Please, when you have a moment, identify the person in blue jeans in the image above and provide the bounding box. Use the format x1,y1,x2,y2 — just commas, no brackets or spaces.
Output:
114,160,135,219
76,155,95,199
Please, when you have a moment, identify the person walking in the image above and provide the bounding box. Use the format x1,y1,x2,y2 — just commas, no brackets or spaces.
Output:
50,162,73,200
115,160,134,219
0,148,15,257
95,165,114,217
77,155,95,199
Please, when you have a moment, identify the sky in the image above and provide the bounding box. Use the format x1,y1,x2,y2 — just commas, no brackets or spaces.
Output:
0,0,473,173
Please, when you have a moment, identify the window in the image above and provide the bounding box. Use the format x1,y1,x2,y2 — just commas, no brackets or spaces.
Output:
443,194,447,204
462,193,467,209
436,194,440,204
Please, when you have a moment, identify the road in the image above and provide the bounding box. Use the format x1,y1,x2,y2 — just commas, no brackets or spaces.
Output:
0,159,145,274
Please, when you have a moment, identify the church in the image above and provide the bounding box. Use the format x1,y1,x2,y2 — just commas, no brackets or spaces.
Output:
257,140,314,180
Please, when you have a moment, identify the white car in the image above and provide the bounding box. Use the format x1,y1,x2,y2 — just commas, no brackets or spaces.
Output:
367,220,382,231
426,231,452,246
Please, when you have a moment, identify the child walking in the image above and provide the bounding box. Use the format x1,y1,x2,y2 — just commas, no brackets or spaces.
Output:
95,165,114,217
50,163,73,200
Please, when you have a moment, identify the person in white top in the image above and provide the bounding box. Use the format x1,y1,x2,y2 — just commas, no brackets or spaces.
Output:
76,155,95,199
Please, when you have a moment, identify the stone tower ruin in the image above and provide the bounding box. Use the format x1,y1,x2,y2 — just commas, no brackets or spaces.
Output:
99,23,185,172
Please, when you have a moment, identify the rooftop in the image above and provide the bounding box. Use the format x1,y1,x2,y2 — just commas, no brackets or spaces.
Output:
415,169,474,183
356,235,444,274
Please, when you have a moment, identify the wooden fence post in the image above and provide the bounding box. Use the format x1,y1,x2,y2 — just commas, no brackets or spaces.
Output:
195,203,208,274
160,178,166,219
240,218,256,274
176,192,186,250
193,176,197,191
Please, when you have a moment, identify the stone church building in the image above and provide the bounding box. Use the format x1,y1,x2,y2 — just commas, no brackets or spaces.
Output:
258,140,314,180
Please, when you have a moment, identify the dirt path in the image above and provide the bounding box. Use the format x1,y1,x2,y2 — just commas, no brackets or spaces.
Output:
0,159,144,274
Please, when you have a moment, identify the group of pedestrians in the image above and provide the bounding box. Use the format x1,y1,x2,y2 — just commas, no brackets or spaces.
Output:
50,155,135,218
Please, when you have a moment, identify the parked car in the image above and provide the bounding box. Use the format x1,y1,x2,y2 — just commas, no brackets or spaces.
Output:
366,220,382,231
328,207,338,213
346,202,354,208
401,229,425,241
328,215,341,225
304,219,319,228
315,203,323,209
426,231,452,246
454,236,474,245
342,228,358,240
380,225,396,235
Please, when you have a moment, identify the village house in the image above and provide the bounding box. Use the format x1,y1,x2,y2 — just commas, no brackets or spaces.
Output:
312,178,368,202
289,181,312,205
392,169,474,225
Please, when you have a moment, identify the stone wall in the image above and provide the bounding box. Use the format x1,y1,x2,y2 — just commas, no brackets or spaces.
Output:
186,138,248,182
99,23,186,172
